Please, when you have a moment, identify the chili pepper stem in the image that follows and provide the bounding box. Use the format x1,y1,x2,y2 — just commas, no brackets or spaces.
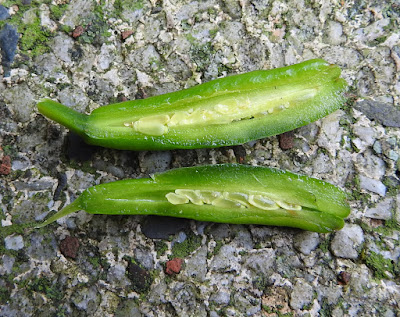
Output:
36,198,82,228
38,98,88,137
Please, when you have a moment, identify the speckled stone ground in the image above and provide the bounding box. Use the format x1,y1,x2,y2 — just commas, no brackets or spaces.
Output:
1,1,400,316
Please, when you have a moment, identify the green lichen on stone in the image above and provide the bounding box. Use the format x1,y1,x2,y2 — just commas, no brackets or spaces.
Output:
0,287,10,305
345,174,371,205
77,8,112,46
19,17,52,56
360,216,400,239
319,235,331,253
59,24,73,34
154,241,168,257
1,145,17,158
207,239,224,259
20,276,63,301
382,177,399,197
186,36,213,73
262,305,293,316
170,233,202,259
114,0,145,14
49,4,69,21
364,251,399,280
0,3,53,57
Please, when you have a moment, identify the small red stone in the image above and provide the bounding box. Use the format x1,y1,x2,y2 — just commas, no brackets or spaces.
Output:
0,155,11,175
278,131,294,150
165,258,183,275
121,30,134,40
2,156,10,165
0,165,10,175
72,25,84,38
59,236,80,259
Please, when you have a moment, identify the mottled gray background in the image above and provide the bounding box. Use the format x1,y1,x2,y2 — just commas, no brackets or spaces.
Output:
0,0,399,316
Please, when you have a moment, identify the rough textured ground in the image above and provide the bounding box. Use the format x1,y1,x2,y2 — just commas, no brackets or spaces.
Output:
0,0,399,316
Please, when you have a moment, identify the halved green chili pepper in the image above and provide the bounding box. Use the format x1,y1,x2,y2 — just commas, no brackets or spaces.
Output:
36,164,350,233
38,59,347,150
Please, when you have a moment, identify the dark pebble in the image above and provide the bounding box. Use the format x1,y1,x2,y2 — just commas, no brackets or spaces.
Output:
171,149,197,167
278,131,294,150
354,99,400,128
135,88,147,100
233,145,247,163
0,5,10,20
141,216,190,239
69,44,83,61
126,262,152,292
151,7,162,14
53,172,67,201
59,236,80,259
0,23,19,77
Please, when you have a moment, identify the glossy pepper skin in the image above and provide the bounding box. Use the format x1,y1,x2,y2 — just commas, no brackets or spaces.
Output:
37,164,350,233
38,59,347,150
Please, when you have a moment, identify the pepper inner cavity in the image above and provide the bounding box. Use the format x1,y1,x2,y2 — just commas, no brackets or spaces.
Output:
165,189,302,211
123,87,318,136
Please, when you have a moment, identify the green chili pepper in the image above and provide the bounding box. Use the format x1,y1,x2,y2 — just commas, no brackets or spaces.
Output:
36,164,350,233
38,59,347,150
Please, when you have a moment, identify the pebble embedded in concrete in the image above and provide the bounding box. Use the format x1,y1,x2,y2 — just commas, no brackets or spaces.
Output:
4,235,24,250
331,224,364,259
364,198,393,220
290,279,314,310
359,175,387,196
293,231,320,255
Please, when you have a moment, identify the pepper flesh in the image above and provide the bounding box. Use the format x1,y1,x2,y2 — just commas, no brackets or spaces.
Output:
36,164,350,233
37,59,347,150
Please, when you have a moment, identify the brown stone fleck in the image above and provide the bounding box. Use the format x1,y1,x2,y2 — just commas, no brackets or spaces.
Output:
262,287,292,316
2,156,11,165
338,271,351,285
165,258,183,275
121,30,134,40
59,236,80,259
278,131,294,150
72,25,84,38
369,218,384,228
0,155,11,175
